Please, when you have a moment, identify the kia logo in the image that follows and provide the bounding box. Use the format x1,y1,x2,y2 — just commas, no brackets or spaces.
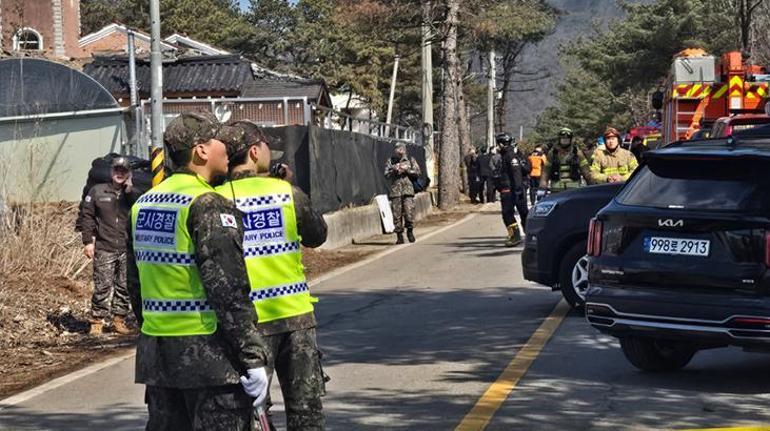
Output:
658,219,684,227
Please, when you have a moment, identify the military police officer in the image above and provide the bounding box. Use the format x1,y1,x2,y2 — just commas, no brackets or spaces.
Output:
590,127,639,183
538,127,593,199
127,112,269,430
216,120,328,431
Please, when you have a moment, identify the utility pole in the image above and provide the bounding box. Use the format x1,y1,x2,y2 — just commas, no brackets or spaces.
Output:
385,54,400,137
127,30,140,156
149,0,165,186
487,50,496,150
421,1,436,186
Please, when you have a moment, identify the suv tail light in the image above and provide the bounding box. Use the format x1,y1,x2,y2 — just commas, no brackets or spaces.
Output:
765,232,770,267
587,218,603,257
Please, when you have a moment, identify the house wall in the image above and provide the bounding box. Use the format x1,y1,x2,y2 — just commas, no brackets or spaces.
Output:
1,0,81,58
0,112,124,203
80,31,153,57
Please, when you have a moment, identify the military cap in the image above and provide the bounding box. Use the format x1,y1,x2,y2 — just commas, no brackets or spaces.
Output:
227,120,284,160
215,125,249,157
111,156,131,170
163,111,222,154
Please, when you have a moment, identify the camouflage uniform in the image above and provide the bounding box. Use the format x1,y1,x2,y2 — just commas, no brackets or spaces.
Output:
127,112,268,431
385,153,421,234
590,146,639,183
91,250,130,317
225,170,328,431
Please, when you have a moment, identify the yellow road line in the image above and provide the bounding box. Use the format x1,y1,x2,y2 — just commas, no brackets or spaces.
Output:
678,427,770,431
455,299,571,431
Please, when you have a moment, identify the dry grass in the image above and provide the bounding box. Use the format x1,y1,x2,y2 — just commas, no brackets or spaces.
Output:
0,203,93,345
0,202,87,278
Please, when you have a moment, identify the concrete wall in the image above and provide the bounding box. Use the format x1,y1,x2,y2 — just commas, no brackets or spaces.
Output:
0,112,123,202
320,192,433,250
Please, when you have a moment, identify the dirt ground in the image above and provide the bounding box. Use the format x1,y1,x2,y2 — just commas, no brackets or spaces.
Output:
0,200,481,400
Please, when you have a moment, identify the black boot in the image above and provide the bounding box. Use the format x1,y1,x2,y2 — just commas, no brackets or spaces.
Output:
396,233,405,244
407,229,416,243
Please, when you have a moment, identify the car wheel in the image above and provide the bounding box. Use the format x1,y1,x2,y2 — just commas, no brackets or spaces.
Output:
620,336,696,372
558,241,588,309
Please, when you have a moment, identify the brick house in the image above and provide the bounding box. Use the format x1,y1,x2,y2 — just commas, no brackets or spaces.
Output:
78,23,229,57
0,0,81,58
78,23,176,57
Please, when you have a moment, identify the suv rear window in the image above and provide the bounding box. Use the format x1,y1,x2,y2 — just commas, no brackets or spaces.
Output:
617,158,770,212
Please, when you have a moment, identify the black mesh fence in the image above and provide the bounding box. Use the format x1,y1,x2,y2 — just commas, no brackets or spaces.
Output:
268,126,426,214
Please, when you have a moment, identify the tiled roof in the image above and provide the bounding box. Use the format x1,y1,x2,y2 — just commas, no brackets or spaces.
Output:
240,76,326,101
83,55,251,97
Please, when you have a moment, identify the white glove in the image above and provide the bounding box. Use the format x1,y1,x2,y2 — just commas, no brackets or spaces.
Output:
536,189,547,201
240,367,269,406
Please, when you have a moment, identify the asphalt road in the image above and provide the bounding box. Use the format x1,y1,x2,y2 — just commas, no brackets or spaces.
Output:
2,207,770,430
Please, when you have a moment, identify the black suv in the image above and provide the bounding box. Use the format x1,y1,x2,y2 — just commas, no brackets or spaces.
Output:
586,138,770,371
523,182,623,308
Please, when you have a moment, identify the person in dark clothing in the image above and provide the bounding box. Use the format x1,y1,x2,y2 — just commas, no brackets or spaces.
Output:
463,147,482,203
79,156,141,335
127,112,270,431
477,147,495,203
630,136,648,162
492,133,531,247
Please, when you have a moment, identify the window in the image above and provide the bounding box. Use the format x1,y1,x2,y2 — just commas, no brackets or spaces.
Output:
13,28,43,51
616,158,770,212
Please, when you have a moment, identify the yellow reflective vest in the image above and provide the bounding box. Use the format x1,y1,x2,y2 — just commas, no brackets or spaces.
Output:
131,173,217,336
216,177,314,324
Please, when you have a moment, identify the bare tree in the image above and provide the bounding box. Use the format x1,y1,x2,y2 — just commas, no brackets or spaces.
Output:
734,0,765,53
438,0,461,209
750,0,770,64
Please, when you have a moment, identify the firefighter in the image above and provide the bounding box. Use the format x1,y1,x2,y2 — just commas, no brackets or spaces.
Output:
590,127,639,183
492,133,530,247
538,127,592,200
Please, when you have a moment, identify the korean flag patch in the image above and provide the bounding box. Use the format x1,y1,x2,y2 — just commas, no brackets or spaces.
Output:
220,213,238,229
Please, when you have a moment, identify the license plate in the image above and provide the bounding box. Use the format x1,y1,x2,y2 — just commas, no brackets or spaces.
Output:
644,237,710,257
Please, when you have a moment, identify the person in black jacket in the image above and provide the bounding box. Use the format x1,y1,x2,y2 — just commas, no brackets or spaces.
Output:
79,157,141,335
492,133,531,247
477,147,495,203
463,147,482,203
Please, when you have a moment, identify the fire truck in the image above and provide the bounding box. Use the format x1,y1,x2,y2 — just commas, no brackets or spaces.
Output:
658,49,770,145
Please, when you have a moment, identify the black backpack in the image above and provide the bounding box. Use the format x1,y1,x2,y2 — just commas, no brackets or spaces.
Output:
412,176,431,193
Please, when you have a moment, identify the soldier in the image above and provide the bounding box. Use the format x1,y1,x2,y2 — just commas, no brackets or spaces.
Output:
126,112,269,431
215,120,328,431
384,142,421,244
79,156,140,335
590,127,639,183
538,127,592,200
492,133,531,247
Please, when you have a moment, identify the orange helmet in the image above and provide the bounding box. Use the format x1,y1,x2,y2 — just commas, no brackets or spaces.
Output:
603,127,620,139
